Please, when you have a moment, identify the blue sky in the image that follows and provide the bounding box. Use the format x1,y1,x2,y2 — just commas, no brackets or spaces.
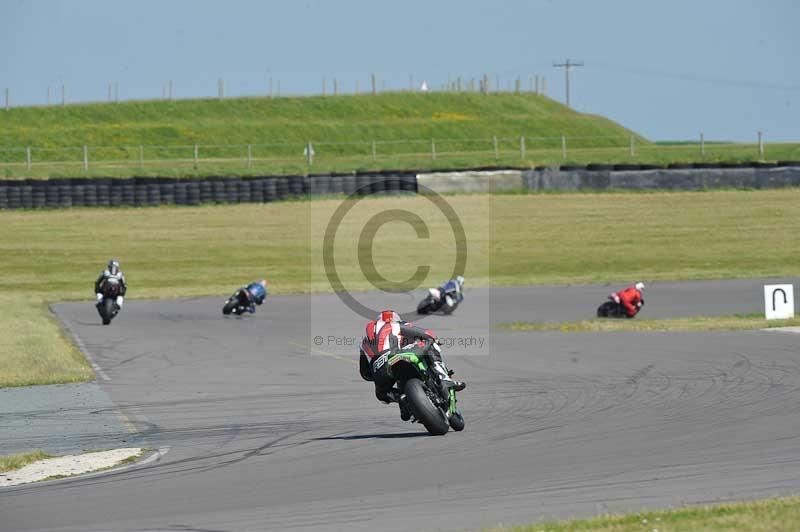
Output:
1,0,798,141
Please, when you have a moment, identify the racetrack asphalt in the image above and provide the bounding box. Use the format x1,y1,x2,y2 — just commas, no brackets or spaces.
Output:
2,278,799,531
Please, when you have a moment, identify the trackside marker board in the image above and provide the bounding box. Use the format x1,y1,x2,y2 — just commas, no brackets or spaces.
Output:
764,284,795,320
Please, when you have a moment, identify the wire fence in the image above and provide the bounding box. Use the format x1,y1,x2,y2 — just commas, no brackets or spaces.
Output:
2,73,551,110
0,135,797,174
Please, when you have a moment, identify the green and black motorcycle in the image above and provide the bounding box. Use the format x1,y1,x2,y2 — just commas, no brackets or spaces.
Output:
373,340,465,436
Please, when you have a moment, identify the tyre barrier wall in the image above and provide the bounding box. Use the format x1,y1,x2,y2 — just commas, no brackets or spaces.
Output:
417,170,524,193
0,172,419,210
522,163,800,192
2,165,798,210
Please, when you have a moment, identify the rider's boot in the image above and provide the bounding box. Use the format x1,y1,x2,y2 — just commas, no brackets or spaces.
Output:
433,361,466,392
398,396,412,421
383,388,412,421
383,389,402,403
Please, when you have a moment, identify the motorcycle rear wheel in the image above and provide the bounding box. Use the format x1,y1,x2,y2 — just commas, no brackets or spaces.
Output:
405,378,449,436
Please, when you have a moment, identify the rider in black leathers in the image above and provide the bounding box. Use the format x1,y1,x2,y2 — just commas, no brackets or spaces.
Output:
95,259,127,308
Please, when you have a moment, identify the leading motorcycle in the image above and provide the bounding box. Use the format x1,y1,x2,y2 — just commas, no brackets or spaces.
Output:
96,279,122,325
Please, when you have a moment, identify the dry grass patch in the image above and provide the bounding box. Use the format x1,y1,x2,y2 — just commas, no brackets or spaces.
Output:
0,450,52,473
499,314,800,333
488,495,800,531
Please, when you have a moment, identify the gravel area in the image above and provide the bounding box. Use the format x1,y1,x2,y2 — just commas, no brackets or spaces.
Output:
0,448,142,487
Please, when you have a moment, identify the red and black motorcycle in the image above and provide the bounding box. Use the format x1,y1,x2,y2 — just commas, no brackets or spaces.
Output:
596,297,643,318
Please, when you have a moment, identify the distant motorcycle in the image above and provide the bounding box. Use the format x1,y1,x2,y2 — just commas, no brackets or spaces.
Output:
417,280,463,315
96,279,122,325
222,288,254,315
597,298,644,318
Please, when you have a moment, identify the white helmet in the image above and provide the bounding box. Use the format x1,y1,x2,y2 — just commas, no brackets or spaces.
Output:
456,275,465,287
635,282,645,291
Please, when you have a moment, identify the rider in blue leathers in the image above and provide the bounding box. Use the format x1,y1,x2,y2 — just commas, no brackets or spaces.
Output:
242,280,268,313
428,276,465,311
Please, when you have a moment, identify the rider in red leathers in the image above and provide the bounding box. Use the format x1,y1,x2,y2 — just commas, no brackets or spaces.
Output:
610,282,645,317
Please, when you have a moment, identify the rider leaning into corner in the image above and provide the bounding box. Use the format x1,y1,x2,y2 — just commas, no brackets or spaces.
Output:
428,275,465,310
95,259,127,308
359,310,465,417
610,281,645,318
241,280,268,313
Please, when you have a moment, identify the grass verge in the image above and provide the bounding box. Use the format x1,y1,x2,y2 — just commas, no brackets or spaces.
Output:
0,450,52,473
498,314,800,333
487,495,800,531
0,294,93,387
0,189,798,386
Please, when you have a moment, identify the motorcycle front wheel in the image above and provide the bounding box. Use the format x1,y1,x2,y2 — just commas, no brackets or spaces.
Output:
101,298,116,325
405,378,449,436
222,298,238,315
417,297,434,315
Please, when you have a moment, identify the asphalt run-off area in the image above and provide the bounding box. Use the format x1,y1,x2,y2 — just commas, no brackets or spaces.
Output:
2,278,799,532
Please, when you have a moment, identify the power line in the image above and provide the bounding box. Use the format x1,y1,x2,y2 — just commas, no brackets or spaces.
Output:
553,59,584,108
590,61,800,92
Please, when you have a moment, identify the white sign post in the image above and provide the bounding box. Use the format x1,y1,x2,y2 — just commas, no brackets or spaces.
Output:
764,284,795,320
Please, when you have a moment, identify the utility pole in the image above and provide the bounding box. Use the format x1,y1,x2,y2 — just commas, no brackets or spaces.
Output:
553,58,584,108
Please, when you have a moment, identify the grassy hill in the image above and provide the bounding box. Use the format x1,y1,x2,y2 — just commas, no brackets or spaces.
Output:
2,92,795,178
0,93,651,177
0,92,642,149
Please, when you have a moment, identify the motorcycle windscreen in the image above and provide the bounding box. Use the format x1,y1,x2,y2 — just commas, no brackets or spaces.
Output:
441,280,459,293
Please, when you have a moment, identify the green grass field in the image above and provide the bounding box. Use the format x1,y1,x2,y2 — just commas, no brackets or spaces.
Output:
3,92,797,178
488,496,800,531
1,189,798,387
